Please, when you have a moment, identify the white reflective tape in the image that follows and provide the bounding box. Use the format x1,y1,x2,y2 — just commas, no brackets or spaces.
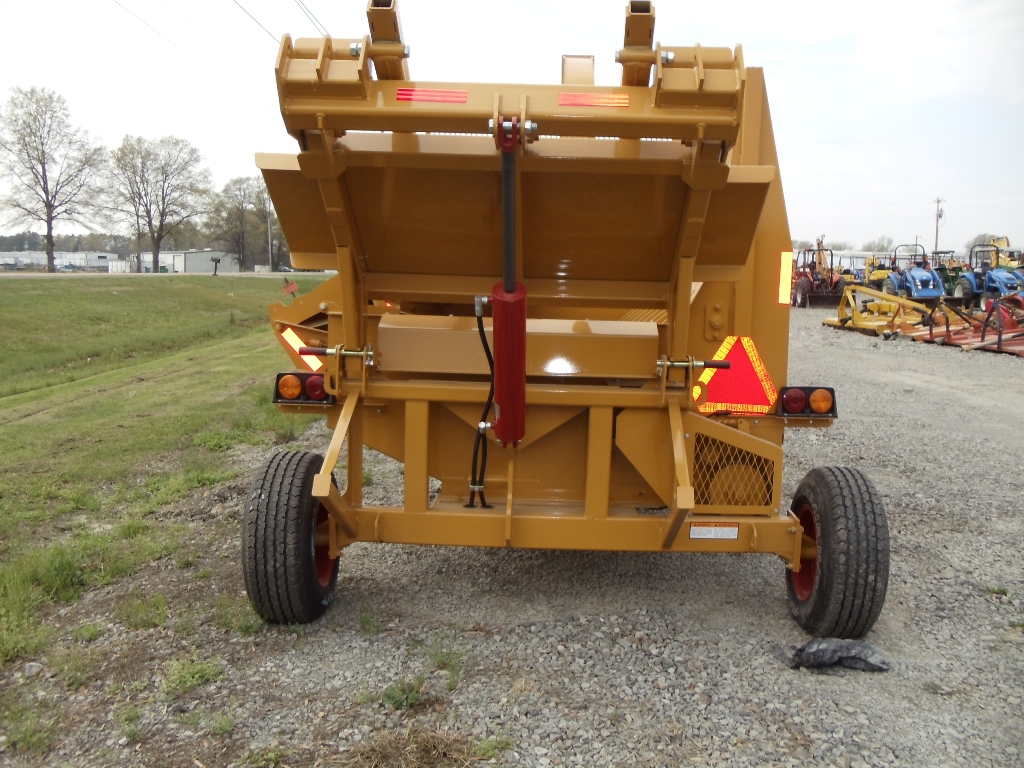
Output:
280,328,324,372
779,251,794,304
689,523,739,540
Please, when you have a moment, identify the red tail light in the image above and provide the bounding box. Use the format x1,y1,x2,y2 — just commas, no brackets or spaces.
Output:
782,388,807,413
778,387,837,418
304,374,326,401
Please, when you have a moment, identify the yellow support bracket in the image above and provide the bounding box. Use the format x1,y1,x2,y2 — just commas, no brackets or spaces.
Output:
660,401,696,548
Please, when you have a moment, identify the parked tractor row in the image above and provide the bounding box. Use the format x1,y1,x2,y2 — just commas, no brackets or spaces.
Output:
793,241,1024,312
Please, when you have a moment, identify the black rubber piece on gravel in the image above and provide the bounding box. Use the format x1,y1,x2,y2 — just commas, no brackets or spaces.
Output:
786,466,890,639
242,451,339,624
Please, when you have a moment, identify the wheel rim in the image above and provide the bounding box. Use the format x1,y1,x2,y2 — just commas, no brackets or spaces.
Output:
792,502,818,601
313,503,337,588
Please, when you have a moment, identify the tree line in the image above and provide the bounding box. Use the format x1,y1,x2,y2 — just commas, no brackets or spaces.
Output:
0,86,289,273
793,234,1004,254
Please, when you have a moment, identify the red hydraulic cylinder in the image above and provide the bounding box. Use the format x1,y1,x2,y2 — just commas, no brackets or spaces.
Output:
491,281,527,446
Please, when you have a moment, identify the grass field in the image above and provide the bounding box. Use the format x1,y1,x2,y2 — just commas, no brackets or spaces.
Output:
0,275,327,665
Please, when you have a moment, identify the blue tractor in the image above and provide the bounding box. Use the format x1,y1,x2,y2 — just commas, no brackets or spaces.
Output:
880,244,945,302
953,244,1024,310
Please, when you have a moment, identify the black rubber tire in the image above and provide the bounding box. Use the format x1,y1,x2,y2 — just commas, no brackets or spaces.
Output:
785,466,889,638
792,276,812,307
242,451,340,624
954,276,976,310
881,279,897,295
835,277,848,296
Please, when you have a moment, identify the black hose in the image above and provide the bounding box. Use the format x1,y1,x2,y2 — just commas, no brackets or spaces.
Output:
476,313,495,508
466,312,495,508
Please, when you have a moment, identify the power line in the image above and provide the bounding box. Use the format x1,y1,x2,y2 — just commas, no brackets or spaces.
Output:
110,0,177,47
294,0,330,36
231,0,278,43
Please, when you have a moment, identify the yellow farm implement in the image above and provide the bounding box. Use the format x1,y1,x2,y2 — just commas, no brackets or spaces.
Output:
242,1,890,639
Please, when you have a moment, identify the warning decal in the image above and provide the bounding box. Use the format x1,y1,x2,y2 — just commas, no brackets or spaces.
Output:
689,522,740,540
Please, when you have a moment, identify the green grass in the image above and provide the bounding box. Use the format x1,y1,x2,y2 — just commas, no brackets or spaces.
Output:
986,586,1010,596
209,712,234,736
422,630,466,691
117,704,142,742
0,688,58,753
0,276,327,666
0,275,323,399
70,623,101,643
162,653,223,696
211,593,265,637
114,592,167,629
358,606,384,636
382,675,428,710
475,733,515,759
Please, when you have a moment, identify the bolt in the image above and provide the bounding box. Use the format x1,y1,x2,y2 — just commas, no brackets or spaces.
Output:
615,51,621,63
684,433,690,439
661,51,675,64
403,45,410,57
488,118,494,133
320,302,327,310
349,42,362,57
524,120,538,136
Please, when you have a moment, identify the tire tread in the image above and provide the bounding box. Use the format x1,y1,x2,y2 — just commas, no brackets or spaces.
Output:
242,451,337,624
787,466,889,638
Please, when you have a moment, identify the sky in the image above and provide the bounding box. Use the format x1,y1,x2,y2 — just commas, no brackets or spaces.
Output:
0,0,1021,252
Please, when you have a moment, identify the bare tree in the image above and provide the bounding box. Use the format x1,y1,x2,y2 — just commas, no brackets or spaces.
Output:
207,176,258,270
0,87,105,272
105,135,211,273
106,135,150,272
964,233,996,252
861,236,893,253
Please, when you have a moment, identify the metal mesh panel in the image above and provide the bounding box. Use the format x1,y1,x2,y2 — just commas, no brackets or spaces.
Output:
693,433,774,507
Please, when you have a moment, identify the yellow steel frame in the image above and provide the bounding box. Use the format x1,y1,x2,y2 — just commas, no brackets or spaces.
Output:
261,1,818,572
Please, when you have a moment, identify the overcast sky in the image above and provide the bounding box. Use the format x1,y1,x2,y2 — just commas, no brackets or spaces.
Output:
1,0,1021,251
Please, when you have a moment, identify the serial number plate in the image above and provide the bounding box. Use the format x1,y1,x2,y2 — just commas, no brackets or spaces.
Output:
688,523,739,540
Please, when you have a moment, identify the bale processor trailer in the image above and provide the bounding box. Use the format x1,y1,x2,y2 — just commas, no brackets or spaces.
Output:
243,0,889,639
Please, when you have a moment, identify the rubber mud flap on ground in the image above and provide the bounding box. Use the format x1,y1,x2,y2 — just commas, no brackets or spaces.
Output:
774,637,890,672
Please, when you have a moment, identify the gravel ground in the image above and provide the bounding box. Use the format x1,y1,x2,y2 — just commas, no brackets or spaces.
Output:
3,307,1022,767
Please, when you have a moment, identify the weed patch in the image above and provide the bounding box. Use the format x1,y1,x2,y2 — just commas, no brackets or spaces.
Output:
53,645,102,689
114,592,167,629
162,653,223,696
358,606,385,636
70,623,102,643
0,689,58,754
118,704,142,742
382,675,428,710
212,593,265,637
209,712,234,736
475,732,515,759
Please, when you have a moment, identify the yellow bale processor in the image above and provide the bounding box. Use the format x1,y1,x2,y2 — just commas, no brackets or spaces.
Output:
243,1,889,639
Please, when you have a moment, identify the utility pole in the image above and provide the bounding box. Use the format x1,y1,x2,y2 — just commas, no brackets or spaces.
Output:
933,198,945,253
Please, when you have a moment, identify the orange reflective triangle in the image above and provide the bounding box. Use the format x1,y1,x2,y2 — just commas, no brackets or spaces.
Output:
694,336,777,415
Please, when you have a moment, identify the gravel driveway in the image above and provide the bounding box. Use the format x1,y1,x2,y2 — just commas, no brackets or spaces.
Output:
5,307,1022,767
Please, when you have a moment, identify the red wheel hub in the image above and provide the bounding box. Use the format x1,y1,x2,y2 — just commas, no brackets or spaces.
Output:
314,503,337,587
792,502,818,601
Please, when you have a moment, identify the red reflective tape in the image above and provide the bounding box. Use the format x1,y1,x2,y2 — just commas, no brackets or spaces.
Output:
558,92,630,108
396,88,468,103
